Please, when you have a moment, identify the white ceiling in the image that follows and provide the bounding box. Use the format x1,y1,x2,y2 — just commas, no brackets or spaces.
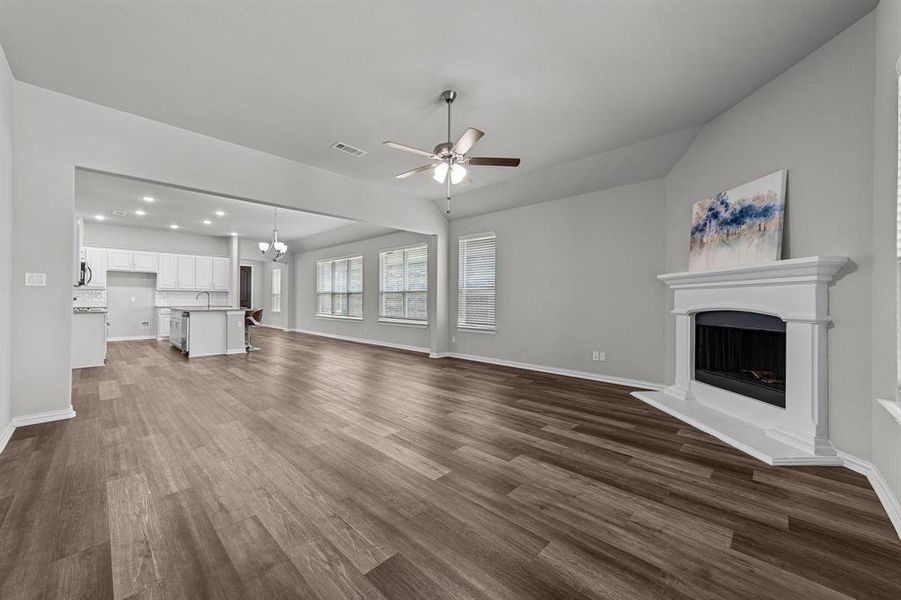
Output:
2,0,877,218
74,169,394,243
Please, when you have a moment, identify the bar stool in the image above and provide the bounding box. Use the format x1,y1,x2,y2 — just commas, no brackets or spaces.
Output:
245,308,263,352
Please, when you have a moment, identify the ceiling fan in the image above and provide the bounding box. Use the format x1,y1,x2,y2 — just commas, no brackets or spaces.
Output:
384,89,521,214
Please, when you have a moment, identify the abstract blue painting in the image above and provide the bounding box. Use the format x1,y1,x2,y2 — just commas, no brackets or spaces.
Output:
688,170,786,271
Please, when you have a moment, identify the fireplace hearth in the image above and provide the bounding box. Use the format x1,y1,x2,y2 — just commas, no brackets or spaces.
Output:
694,310,786,408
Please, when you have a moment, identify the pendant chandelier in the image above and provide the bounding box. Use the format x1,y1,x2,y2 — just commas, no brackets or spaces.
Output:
259,207,287,261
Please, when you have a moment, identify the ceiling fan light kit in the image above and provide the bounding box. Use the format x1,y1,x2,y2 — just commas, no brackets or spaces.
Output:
384,89,521,214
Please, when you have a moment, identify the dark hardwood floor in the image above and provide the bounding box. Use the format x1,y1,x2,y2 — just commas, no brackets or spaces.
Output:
1,328,900,599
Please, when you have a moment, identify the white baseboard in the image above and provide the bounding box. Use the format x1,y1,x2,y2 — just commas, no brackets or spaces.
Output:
288,328,431,355
0,407,77,455
836,450,901,540
445,352,665,391
12,407,77,428
108,335,156,342
285,329,663,391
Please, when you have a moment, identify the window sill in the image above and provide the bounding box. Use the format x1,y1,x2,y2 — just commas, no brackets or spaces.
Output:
456,326,496,335
315,314,362,322
877,398,901,427
378,318,427,328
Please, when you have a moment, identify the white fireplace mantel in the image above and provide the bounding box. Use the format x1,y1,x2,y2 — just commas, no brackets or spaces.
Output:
633,256,849,466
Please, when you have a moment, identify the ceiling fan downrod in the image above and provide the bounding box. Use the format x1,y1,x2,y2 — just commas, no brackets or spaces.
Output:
442,89,456,214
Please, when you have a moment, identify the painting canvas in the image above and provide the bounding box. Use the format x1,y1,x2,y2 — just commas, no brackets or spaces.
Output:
688,170,786,271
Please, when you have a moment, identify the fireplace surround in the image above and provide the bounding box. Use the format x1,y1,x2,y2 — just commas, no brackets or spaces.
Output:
633,256,849,465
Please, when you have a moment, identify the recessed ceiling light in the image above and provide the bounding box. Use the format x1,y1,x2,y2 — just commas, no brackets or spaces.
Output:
134,209,146,216
169,224,179,230
230,232,238,236
111,210,127,217
94,214,106,221
202,219,212,225
143,196,155,203
215,210,225,217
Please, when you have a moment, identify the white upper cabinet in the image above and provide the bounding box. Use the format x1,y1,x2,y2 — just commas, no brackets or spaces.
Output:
133,251,158,273
157,254,177,289
212,257,230,291
83,247,229,291
195,256,213,290
84,247,107,289
176,255,197,289
107,249,134,272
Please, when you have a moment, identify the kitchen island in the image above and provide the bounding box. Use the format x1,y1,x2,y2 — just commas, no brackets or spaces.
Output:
169,307,247,357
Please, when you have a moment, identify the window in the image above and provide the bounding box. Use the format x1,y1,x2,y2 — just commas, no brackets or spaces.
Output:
379,244,428,324
458,232,496,331
271,268,282,314
317,255,363,319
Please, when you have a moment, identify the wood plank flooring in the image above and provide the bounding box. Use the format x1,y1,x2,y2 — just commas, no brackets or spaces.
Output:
1,328,900,599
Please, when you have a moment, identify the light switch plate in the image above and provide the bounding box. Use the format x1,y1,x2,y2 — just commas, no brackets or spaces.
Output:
24,272,46,286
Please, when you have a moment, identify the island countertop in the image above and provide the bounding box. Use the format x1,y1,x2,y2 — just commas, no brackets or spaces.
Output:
168,306,244,312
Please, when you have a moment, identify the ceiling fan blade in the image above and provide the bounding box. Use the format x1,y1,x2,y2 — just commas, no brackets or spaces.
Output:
465,157,521,167
383,141,435,158
395,164,436,179
452,128,484,155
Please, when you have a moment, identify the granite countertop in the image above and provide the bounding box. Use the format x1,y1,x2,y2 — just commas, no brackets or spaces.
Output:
168,306,241,312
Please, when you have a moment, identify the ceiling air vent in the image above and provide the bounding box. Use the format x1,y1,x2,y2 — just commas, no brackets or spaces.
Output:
331,141,367,158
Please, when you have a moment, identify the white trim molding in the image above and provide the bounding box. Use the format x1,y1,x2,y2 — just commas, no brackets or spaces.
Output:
288,329,430,355
836,451,901,540
286,329,662,391
0,407,77,455
107,335,157,342
445,352,664,391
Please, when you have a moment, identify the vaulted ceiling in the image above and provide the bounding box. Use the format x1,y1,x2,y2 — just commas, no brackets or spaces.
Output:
0,0,877,218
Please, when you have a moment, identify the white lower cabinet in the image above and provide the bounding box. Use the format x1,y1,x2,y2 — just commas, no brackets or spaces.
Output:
157,308,171,338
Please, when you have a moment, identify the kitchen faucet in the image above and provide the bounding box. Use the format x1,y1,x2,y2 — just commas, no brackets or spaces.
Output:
195,291,211,310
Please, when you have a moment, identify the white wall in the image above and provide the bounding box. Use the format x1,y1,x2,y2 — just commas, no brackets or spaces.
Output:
10,82,447,421
449,179,667,385
294,231,433,351
106,271,155,339
84,222,229,256
0,44,13,436
663,14,876,459
870,0,901,525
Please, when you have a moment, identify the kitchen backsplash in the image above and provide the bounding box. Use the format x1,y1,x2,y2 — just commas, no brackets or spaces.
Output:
155,290,229,307
75,289,229,308
73,288,107,308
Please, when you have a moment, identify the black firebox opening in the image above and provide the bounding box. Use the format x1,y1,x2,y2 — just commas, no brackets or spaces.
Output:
694,311,786,408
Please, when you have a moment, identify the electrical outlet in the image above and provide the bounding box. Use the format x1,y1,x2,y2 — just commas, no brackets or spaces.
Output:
140,321,151,329
592,351,599,361
592,351,607,362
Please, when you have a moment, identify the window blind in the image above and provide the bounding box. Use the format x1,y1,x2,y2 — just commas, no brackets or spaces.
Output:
316,255,363,318
458,233,496,330
379,244,428,323
271,268,282,313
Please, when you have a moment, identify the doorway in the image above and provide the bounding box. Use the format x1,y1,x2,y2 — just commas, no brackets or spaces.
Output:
240,265,253,308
